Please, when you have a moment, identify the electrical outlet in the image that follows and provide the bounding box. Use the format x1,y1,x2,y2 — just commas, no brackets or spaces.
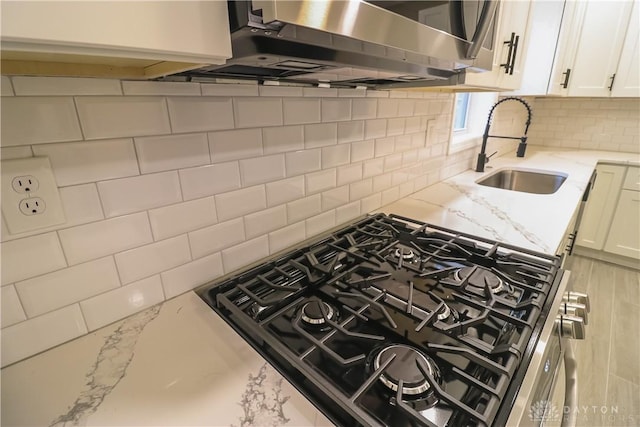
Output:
1,157,65,234
12,175,40,193
19,197,46,215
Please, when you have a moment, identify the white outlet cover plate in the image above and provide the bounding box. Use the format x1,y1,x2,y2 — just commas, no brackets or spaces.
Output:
1,157,65,234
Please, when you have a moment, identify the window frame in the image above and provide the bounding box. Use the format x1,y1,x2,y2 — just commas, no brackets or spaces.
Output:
448,91,498,154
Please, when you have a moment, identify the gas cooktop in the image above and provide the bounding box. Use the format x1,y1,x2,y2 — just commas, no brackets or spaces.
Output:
198,213,563,426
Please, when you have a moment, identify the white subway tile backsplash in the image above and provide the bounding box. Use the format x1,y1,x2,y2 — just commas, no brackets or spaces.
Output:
33,139,139,186
1,286,26,328
363,158,384,178
0,146,32,160
201,83,259,97
381,186,400,206
394,134,412,152
98,171,182,217
263,125,304,154
378,99,399,118
209,128,263,163
352,98,377,120
179,162,241,200
364,119,386,140
1,304,87,368
322,185,350,210
160,253,224,299
1,233,66,285
306,210,336,237
305,123,337,149
215,185,266,221
189,218,245,259
337,163,363,186
266,176,305,207
373,173,393,192
12,77,122,96
222,235,269,273
350,179,373,201
0,77,464,365
16,257,120,318
76,96,170,140
287,194,321,223
244,206,287,239
351,140,375,163
335,201,361,224
361,192,382,213
240,154,286,186
375,137,395,157
58,212,152,265
234,97,283,128
269,222,306,254
338,121,364,144
135,133,209,174
81,275,164,331
1,97,82,146
387,118,405,136
303,87,338,97
115,235,191,284
322,144,350,169
285,149,321,177
384,153,403,171
322,99,351,122
149,197,217,241
283,98,321,125
306,169,336,194
1,76,14,96
167,97,234,133
122,81,200,96
366,90,389,98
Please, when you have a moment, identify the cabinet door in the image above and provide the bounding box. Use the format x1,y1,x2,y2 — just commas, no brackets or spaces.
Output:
464,0,531,90
611,1,640,97
604,190,640,259
1,2,231,64
566,1,633,97
576,164,626,250
547,1,579,96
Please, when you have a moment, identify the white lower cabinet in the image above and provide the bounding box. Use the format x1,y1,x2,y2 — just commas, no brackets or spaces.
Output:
576,164,626,250
604,190,640,259
578,164,640,262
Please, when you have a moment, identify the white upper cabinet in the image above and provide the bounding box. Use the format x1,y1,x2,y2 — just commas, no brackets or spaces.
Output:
517,0,637,97
564,1,633,97
0,1,232,79
611,1,640,97
463,0,532,91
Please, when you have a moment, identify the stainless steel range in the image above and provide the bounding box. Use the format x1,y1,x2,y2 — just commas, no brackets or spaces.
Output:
197,213,588,426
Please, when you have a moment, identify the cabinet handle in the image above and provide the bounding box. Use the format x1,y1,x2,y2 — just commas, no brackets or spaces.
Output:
561,68,572,89
608,74,616,91
509,34,520,75
501,32,516,74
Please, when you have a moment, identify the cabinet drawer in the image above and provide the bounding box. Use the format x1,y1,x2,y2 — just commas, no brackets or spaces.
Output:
622,166,640,191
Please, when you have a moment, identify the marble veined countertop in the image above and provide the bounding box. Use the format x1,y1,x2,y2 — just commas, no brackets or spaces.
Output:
2,147,638,427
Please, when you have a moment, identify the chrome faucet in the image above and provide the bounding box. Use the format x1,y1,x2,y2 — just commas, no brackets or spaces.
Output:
475,97,532,172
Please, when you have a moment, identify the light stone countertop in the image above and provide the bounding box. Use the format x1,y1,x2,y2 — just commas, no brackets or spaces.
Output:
2,146,638,427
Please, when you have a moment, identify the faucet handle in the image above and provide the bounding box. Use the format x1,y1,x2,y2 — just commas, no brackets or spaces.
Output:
486,151,498,162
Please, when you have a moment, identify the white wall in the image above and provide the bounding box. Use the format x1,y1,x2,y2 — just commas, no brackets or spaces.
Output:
0,76,478,366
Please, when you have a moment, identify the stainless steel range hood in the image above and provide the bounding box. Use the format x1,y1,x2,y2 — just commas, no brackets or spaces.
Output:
173,1,499,90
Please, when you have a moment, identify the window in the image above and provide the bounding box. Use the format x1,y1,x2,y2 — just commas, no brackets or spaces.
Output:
449,92,498,154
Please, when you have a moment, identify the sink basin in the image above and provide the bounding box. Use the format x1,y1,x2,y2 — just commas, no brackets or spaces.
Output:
476,168,567,194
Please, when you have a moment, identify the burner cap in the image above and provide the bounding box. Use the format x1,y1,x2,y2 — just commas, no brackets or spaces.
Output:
374,345,437,395
455,266,505,294
436,304,452,321
394,248,416,260
301,301,335,326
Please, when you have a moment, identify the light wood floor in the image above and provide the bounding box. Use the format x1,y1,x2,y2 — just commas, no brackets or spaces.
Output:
564,255,640,427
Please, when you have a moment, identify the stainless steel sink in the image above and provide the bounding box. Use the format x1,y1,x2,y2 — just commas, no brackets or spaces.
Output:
476,168,567,194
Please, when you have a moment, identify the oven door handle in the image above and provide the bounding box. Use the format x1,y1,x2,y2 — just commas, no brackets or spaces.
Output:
467,0,500,59
562,341,579,427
